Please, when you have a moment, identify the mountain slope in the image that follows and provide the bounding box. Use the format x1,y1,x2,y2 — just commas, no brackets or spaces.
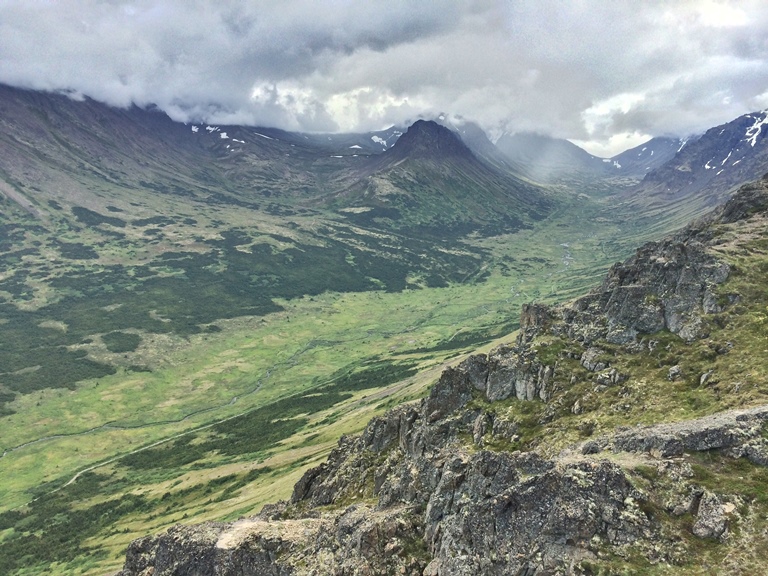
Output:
494,131,612,183
117,177,768,575
610,136,685,178
1,87,526,419
0,86,651,576
626,110,768,210
0,83,333,211
326,120,552,236
436,118,525,173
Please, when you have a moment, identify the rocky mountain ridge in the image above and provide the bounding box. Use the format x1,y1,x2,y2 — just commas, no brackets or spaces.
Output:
626,110,768,211
610,137,684,178
118,177,768,575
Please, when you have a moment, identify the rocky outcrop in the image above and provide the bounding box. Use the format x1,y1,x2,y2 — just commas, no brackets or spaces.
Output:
119,508,427,576
545,179,768,349
420,456,651,576
692,491,729,540
553,223,730,345
121,386,657,576
580,405,768,462
553,175,768,348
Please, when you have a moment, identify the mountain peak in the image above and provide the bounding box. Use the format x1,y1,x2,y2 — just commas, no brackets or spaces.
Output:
388,119,472,160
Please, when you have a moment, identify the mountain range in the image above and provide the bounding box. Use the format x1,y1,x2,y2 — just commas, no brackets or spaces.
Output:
628,110,768,206
1,83,768,575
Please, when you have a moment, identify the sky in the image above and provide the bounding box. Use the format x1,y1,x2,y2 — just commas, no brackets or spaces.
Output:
1,1,768,157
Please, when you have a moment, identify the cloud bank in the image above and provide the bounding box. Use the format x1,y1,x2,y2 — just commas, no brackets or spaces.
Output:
1,0,768,155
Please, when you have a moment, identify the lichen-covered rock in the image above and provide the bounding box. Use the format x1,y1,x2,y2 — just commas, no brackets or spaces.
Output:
120,508,428,576
117,521,296,576
556,233,730,345
582,405,768,458
423,455,651,576
692,491,728,540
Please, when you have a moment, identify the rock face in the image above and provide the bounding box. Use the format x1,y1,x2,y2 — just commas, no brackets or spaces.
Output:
118,178,768,575
580,405,768,461
555,225,730,345
692,491,729,540
119,509,426,576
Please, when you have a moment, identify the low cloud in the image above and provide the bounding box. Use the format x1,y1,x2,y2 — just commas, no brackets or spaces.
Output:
1,0,767,155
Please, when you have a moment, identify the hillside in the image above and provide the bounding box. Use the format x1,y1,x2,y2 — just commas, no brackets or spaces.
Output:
323,120,552,236
623,110,768,219
117,177,768,575
0,87,556,417
610,137,684,178
495,131,612,184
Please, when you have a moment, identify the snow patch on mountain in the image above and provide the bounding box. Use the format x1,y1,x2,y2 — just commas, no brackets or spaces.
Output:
745,112,768,147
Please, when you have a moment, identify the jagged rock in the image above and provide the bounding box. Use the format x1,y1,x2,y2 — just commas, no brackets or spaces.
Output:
424,457,651,576
361,404,419,454
692,491,728,540
548,207,733,347
581,347,608,371
716,175,768,223
117,521,297,576
120,507,430,576
484,343,553,402
596,367,625,386
472,412,489,445
290,434,366,507
460,354,490,391
519,302,554,338
491,417,518,441
740,441,768,466
424,364,475,422
664,484,703,517
668,365,682,381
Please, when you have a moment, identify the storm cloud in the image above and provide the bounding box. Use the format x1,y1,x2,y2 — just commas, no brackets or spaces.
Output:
1,0,767,155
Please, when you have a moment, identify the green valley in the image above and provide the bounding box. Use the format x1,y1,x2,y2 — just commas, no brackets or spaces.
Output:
0,85,764,575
